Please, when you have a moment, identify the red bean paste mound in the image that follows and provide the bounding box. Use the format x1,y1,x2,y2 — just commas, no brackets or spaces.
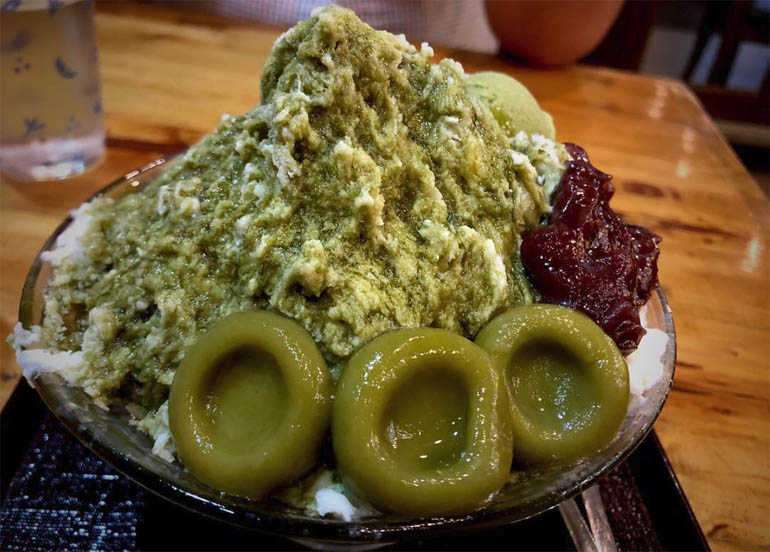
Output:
520,144,661,354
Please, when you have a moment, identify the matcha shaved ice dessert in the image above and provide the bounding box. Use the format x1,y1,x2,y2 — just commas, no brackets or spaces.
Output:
6,5,669,524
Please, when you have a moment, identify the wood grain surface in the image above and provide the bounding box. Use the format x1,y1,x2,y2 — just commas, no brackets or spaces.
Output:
1,4,768,551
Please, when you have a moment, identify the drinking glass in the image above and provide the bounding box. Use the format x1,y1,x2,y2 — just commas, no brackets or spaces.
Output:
1,0,104,181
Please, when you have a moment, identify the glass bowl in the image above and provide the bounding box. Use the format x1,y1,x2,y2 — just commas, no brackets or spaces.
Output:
19,157,676,547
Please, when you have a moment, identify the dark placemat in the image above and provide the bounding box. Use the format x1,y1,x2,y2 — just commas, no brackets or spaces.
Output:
0,382,708,551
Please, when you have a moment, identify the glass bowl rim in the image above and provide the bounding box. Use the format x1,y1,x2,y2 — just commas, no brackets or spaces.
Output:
20,156,677,544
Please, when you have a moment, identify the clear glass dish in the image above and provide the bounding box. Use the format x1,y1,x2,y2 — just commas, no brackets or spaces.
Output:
19,157,676,547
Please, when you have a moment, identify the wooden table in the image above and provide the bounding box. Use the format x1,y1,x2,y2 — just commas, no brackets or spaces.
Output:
1,4,768,550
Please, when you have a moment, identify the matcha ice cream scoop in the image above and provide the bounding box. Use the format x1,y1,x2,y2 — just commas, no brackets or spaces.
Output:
467,71,555,139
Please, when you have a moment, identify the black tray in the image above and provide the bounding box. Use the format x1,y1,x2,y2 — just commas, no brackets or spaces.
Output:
0,381,708,551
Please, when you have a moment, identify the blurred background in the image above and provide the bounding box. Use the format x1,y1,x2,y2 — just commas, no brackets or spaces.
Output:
585,0,769,196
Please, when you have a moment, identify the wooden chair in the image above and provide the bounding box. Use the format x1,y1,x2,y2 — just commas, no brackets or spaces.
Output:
585,0,768,146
